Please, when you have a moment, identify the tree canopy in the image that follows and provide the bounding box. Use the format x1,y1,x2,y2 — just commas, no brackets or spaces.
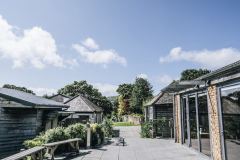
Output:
116,83,134,99
180,69,211,81
2,84,35,95
130,78,153,113
58,80,113,115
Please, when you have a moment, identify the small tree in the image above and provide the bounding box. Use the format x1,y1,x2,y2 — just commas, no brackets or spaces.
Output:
130,78,153,114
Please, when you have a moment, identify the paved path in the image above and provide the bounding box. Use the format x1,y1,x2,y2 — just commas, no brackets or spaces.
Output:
73,126,209,160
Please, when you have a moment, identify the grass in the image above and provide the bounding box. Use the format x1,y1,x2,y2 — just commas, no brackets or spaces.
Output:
113,122,139,126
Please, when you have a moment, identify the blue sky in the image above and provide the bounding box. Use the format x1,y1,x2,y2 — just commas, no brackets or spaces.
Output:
0,0,240,96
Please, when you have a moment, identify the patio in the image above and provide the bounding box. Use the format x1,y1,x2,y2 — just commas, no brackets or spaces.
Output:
72,126,209,160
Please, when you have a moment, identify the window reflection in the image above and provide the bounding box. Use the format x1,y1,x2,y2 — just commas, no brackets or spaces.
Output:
198,95,211,157
221,85,240,160
182,98,188,144
189,96,198,151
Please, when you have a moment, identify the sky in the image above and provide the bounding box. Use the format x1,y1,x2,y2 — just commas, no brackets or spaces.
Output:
0,0,240,96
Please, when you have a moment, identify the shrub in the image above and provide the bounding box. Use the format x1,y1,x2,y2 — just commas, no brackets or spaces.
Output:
44,127,69,143
90,123,104,146
65,123,86,139
140,121,153,138
102,118,113,138
65,123,86,146
23,133,45,148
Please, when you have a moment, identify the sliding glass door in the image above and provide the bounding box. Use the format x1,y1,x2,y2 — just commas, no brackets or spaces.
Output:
198,94,211,156
189,96,198,150
181,92,211,157
221,85,240,160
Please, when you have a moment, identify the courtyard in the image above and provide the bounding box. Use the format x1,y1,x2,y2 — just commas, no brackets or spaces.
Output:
73,126,209,160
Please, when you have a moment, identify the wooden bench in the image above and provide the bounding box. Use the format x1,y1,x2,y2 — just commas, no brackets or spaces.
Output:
2,146,45,160
116,137,125,146
43,138,81,160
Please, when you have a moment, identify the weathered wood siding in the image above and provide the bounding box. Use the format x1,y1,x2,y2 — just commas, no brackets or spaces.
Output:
0,107,44,158
155,104,173,119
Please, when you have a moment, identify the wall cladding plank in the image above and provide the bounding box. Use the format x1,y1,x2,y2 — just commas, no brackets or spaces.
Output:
0,108,41,158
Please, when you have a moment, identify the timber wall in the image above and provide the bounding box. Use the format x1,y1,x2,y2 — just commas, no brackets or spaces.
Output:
0,108,43,158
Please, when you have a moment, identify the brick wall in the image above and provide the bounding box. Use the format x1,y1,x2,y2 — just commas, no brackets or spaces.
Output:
207,85,223,160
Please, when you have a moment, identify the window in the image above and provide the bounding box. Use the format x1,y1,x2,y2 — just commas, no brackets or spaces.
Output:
221,85,240,160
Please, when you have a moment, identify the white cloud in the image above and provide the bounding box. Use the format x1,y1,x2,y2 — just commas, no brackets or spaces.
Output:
73,38,127,67
82,37,99,50
0,15,75,69
30,87,57,96
92,83,118,97
136,73,148,79
157,74,174,85
159,47,240,69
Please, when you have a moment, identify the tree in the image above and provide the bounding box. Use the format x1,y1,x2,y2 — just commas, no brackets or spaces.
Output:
180,69,211,81
58,81,113,115
116,84,134,99
117,95,127,117
130,78,153,114
116,83,133,115
3,84,35,95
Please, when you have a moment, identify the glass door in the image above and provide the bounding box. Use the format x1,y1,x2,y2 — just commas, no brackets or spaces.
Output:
189,95,198,151
198,94,211,156
182,98,188,144
221,85,240,160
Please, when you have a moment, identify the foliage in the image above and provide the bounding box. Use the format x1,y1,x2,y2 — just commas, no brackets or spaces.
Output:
44,127,69,143
102,118,113,137
130,78,153,114
3,84,35,95
23,133,45,148
116,84,133,116
153,118,173,138
58,80,113,115
65,123,86,140
140,121,153,138
24,123,109,149
116,83,134,99
180,69,211,81
117,95,128,117
130,113,143,118
90,123,104,146
113,122,137,126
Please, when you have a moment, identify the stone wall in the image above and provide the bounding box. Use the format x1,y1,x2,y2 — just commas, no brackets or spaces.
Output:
122,115,142,125
174,94,182,143
207,85,223,160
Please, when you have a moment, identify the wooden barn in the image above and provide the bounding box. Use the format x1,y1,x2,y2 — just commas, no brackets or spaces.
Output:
0,88,68,158
144,92,174,138
62,95,103,125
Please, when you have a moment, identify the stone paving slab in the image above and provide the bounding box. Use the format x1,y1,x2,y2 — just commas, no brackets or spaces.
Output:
72,126,209,160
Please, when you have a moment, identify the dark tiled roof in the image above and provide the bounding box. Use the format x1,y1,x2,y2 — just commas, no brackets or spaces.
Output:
49,94,71,103
197,60,240,81
0,88,68,108
144,92,173,107
65,95,103,113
